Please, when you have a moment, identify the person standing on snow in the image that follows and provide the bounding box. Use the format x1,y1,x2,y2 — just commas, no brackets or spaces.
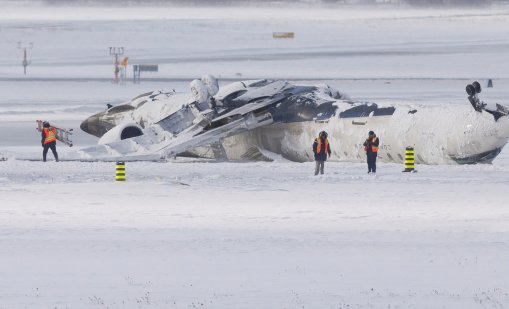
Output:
312,131,331,175
363,130,379,173
41,121,59,162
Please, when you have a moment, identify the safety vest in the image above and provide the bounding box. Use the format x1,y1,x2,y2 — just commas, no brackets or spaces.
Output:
121,57,129,67
371,137,379,153
43,127,57,144
364,137,379,153
316,138,329,154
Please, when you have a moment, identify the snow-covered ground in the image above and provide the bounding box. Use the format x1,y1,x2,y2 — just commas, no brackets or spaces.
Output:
2,158,509,308
1,3,509,308
1,4,509,80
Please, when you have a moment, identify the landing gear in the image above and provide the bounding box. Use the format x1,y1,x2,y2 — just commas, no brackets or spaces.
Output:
466,81,485,112
466,84,476,96
466,81,482,96
472,81,481,94
465,80,508,121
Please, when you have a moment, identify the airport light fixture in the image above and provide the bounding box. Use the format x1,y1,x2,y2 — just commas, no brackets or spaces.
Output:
18,41,34,75
109,46,125,83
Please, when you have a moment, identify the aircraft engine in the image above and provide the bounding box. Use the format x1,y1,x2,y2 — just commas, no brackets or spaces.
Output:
190,79,210,104
201,74,219,97
98,123,144,145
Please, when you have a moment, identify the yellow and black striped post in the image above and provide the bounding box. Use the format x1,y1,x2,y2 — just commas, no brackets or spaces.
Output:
402,147,416,173
116,161,126,182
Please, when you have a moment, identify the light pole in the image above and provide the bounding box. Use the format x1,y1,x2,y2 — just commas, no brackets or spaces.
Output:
109,47,124,83
18,42,34,75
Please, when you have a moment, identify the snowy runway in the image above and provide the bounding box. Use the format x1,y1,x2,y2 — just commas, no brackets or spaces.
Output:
1,159,509,307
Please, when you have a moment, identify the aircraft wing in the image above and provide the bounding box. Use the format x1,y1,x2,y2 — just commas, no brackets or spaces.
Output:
156,109,273,157
73,105,274,161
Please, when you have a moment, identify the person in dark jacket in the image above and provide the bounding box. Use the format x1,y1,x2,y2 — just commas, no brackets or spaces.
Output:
363,130,379,173
312,131,331,175
41,121,59,162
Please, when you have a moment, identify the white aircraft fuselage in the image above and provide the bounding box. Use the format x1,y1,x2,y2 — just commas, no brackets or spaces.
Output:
79,77,509,164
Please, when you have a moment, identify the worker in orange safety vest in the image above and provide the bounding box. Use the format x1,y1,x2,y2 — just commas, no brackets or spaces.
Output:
363,130,379,173
312,131,331,175
41,121,59,162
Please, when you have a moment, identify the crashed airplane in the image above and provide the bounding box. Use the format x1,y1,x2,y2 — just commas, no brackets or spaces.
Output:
78,76,509,164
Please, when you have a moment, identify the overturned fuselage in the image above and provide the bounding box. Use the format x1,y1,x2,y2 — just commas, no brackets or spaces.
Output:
79,77,509,164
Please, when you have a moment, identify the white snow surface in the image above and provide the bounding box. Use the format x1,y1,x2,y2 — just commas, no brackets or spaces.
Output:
1,4,509,80
1,3,509,308
1,157,509,308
